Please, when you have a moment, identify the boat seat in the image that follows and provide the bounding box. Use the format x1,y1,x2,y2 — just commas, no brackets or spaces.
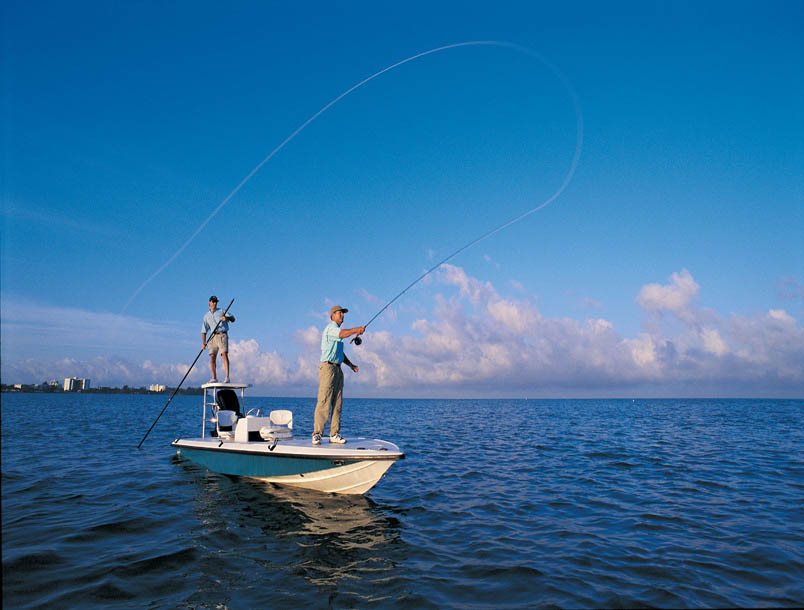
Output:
215,388,242,417
259,409,293,441
236,415,272,442
216,410,238,439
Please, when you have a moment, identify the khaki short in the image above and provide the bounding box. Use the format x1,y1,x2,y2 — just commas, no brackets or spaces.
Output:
207,332,228,355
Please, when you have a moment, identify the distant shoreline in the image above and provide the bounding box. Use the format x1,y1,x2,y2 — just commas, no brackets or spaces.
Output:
2,389,801,400
1,386,203,396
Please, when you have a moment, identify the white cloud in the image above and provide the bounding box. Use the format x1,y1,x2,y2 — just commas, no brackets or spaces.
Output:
227,339,316,386
636,268,699,323
440,264,497,304
768,309,794,323
3,268,803,396
700,328,728,356
486,298,537,334
336,266,803,395
625,334,658,368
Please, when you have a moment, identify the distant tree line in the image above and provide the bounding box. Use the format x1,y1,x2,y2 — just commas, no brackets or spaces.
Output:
1,383,202,395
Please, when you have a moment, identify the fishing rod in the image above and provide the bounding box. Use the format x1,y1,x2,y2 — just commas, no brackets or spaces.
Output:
351,199,568,345
351,222,512,344
137,298,235,448
353,96,583,345
348,49,583,346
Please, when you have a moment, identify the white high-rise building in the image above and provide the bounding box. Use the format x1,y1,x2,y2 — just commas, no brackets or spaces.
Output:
63,377,90,391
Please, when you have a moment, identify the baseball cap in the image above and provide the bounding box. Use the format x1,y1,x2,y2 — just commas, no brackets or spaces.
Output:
329,305,348,316
209,295,219,302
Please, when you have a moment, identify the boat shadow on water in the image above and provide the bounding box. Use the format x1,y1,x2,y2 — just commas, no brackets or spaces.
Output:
173,456,410,596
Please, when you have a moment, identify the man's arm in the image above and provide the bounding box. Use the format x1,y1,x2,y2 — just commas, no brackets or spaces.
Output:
338,325,366,339
343,354,358,373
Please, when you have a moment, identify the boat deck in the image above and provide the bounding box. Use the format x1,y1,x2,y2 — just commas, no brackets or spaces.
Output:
173,435,404,461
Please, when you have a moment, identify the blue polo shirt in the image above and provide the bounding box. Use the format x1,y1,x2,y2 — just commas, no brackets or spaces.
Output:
320,321,344,363
202,307,229,334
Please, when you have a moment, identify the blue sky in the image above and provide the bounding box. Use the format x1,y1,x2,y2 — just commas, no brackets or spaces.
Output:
2,1,802,397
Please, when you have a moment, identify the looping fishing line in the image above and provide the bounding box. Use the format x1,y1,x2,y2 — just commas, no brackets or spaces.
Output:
122,41,583,314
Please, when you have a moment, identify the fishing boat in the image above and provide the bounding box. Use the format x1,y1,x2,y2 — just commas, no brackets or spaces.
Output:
172,382,404,495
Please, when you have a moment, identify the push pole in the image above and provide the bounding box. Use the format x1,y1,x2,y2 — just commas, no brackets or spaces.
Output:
137,298,234,448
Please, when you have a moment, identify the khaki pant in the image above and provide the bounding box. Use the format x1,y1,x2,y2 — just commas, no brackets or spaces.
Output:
314,362,344,436
207,332,228,355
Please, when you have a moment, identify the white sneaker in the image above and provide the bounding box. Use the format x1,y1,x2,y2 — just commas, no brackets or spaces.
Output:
209,378,217,383
329,433,347,444
224,377,230,383
312,433,321,445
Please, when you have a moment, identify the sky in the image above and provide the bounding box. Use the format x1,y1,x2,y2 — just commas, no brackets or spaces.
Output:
2,0,802,397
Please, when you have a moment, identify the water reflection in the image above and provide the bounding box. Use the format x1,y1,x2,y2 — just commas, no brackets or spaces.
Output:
177,460,408,601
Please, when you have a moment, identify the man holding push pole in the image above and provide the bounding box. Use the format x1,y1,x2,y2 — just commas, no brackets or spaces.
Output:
202,295,235,383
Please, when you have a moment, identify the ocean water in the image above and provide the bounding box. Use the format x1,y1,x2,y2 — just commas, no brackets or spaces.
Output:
2,394,802,609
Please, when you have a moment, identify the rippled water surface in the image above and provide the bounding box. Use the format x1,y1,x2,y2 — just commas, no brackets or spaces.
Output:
2,395,803,608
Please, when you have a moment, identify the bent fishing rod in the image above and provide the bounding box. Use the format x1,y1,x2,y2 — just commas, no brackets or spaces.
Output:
351,166,580,346
352,211,530,344
137,298,234,448
351,53,583,345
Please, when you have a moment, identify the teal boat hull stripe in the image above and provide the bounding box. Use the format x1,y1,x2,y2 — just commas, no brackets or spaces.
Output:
177,445,358,477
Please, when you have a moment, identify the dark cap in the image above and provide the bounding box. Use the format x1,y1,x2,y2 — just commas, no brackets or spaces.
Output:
209,295,219,302
329,305,348,316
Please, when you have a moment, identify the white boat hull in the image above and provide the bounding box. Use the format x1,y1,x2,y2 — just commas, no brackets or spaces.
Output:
172,436,404,495
249,458,396,495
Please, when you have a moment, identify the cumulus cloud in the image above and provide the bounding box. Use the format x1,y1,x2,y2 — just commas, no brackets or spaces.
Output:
3,267,802,396
346,266,803,395
228,338,317,387
636,268,699,323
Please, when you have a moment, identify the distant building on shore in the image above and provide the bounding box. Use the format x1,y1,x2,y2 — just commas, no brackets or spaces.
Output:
64,377,90,391
149,384,167,392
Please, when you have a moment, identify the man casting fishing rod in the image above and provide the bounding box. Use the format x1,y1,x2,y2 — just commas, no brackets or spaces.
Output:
312,305,365,445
